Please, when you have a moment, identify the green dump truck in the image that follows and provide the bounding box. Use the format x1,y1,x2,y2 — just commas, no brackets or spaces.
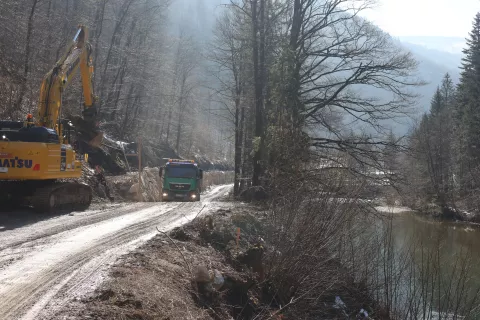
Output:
159,159,203,202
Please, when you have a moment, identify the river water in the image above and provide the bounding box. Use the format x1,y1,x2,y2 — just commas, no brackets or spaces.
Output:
371,208,480,319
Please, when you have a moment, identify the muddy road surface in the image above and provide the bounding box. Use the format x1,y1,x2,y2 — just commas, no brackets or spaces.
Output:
0,184,232,320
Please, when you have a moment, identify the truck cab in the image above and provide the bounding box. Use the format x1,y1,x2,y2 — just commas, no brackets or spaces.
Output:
159,159,203,202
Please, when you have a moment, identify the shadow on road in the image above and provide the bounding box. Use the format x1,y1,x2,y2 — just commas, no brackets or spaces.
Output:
0,207,75,232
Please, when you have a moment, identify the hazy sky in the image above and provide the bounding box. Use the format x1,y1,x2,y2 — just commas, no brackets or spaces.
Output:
361,0,480,37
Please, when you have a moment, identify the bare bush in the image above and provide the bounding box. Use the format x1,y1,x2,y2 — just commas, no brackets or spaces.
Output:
260,171,480,319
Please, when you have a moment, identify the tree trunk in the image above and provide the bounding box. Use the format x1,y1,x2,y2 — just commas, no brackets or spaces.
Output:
234,96,242,195
175,76,186,154
251,0,266,187
93,0,108,84
166,74,177,144
15,0,38,111
98,0,135,116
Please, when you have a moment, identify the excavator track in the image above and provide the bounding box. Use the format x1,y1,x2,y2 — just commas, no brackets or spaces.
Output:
30,182,92,213
0,180,92,213
0,26,99,215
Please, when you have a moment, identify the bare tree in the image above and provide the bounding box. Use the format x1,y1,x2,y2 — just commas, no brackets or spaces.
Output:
210,7,250,195
0,0,232,165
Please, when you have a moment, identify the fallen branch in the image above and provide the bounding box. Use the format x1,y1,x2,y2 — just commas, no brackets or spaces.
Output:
192,204,207,222
179,204,207,223
260,281,336,320
156,226,193,277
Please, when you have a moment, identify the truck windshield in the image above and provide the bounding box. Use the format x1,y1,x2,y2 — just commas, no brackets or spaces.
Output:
165,166,197,179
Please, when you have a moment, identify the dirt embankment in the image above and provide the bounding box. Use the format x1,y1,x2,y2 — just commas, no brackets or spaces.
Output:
57,204,383,320
84,166,234,203
82,136,233,175
0,185,233,320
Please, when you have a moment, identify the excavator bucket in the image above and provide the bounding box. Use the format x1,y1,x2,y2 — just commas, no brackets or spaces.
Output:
88,132,104,148
70,115,104,148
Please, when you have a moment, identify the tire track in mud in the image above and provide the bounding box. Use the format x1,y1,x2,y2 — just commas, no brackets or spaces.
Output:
0,184,232,320
0,203,154,251
0,203,157,272
0,205,180,320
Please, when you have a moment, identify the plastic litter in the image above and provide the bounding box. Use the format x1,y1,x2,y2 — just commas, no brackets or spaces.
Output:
333,296,346,309
357,308,369,318
212,269,224,290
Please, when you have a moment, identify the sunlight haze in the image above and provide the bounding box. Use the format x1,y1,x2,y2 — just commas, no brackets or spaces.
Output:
362,0,480,37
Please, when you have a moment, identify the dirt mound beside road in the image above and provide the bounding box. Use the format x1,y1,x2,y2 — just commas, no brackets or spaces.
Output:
56,202,386,320
85,164,234,204
56,205,265,320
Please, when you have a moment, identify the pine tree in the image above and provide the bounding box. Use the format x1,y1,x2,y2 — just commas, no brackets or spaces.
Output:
430,88,443,116
408,74,457,207
457,13,480,174
439,74,456,195
441,73,455,106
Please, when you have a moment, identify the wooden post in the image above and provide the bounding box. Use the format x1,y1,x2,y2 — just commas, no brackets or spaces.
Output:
138,137,142,201
122,144,130,172
159,168,163,202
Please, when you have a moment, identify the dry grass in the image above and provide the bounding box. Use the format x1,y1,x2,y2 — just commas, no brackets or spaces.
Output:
56,206,258,320
54,200,400,320
59,233,230,320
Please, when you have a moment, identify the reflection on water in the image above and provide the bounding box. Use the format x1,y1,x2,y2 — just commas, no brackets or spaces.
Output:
392,213,480,283
393,213,480,255
380,212,480,319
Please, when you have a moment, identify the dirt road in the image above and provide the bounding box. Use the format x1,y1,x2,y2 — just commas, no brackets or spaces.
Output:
0,184,232,320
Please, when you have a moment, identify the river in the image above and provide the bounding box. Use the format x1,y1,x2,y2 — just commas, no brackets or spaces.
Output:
368,208,480,319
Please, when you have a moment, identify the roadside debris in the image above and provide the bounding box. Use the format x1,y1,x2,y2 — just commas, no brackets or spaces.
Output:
333,296,347,309
357,308,369,319
93,165,114,202
55,205,385,320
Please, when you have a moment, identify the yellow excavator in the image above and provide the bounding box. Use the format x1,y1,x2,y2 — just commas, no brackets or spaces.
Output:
0,25,103,212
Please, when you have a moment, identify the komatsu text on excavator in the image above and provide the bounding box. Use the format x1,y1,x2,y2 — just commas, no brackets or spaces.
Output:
0,26,103,212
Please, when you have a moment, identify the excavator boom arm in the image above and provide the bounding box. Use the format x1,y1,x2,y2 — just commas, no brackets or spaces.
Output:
36,26,101,147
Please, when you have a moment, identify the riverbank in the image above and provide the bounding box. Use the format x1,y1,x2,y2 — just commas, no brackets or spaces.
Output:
403,200,480,224
55,203,387,319
376,189,480,225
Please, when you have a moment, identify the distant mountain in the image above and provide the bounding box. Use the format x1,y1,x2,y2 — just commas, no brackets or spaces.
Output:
400,40,462,109
167,3,467,136
402,42,462,75
397,36,466,55
361,37,465,136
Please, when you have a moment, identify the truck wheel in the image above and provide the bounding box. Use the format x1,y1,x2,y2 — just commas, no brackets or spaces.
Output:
196,192,201,202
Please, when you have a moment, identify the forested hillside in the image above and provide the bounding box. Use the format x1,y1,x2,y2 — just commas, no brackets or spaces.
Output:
0,0,232,163
404,13,480,218
4,1,480,318
0,0,465,169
